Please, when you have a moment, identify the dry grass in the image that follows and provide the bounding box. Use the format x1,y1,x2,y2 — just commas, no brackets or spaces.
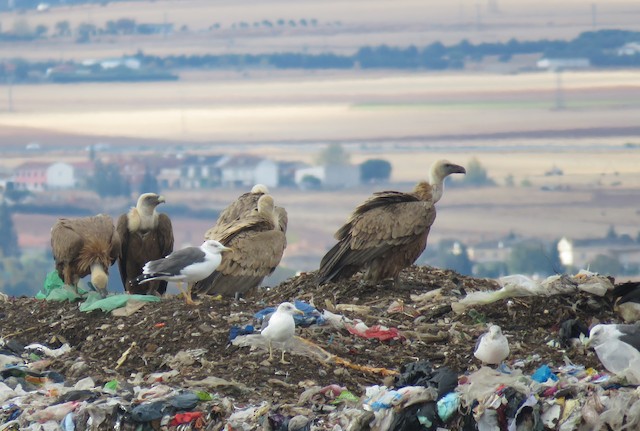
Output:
1,70,640,144
2,0,640,59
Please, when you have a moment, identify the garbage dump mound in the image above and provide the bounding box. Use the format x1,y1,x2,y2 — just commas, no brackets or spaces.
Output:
0,266,638,430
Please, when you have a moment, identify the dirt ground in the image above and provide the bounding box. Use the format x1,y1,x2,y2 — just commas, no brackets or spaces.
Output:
0,265,617,420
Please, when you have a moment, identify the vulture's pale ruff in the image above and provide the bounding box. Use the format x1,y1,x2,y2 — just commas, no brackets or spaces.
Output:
194,194,288,298
117,193,174,295
51,214,121,296
317,159,465,287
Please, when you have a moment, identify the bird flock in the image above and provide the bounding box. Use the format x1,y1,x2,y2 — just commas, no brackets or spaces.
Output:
50,159,465,301
48,158,640,372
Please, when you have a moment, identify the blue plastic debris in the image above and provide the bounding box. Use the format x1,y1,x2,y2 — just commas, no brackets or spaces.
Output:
254,300,325,327
437,392,460,422
228,325,255,342
531,364,558,383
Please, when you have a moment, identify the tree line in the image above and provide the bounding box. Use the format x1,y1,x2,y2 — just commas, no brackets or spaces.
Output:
3,29,640,82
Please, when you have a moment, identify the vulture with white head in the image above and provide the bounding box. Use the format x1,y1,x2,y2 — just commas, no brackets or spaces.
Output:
193,194,288,297
51,214,121,297
317,159,465,287
117,193,174,295
215,184,270,226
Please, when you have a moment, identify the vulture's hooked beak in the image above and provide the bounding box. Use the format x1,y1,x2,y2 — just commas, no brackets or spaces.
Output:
157,195,166,204
452,165,466,175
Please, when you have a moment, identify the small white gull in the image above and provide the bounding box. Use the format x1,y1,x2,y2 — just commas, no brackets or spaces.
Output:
260,302,304,364
474,324,510,365
136,239,232,305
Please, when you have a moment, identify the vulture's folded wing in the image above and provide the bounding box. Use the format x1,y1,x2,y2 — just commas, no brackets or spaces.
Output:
116,213,131,287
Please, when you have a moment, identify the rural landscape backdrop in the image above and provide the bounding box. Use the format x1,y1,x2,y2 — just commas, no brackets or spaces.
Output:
1,0,640,295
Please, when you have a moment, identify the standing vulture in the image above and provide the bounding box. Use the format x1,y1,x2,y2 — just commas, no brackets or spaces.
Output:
215,184,269,226
117,193,174,295
51,214,121,296
193,194,288,298
317,159,465,287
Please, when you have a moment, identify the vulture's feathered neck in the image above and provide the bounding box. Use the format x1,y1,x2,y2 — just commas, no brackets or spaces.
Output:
129,201,159,232
428,168,447,204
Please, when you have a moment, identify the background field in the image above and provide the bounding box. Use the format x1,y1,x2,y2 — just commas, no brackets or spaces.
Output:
2,0,640,59
1,0,640,277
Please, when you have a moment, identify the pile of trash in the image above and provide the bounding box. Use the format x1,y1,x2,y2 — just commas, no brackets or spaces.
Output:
1,266,639,430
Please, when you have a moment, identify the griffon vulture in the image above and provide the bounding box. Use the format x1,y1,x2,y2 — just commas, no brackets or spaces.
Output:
51,214,121,296
193,194,288,298
215,184,269,226
135,239,232,305
117,193,174,295
317,159,465,287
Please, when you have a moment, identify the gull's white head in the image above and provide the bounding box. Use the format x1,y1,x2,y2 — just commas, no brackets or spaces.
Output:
202,240,233,254
277,302,304,315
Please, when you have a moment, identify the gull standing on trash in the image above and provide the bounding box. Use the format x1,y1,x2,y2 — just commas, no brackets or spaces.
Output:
135,240,232,305
474,325,510,365
317,159,465,288
260,302,304,364
588,323,640,384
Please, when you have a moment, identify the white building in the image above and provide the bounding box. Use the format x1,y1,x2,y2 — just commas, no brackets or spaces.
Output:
217,155,279,188
294,164,360,189
46,162,75,189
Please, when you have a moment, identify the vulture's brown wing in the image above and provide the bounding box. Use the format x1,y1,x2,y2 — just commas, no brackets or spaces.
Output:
109,225,121,265
157,213,174,257
336,191,420,240
208,217,274,245
51,218,84,264
197,229,287,296
116,213,131,288
318,195,434,284
216,192,264,226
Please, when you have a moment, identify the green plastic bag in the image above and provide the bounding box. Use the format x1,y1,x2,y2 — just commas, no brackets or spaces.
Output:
79,294,161,313
37,270,87,301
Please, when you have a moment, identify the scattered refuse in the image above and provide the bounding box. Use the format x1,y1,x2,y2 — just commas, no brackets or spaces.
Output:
1,266,639,429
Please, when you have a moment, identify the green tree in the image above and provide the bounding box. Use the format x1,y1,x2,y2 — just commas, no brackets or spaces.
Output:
76,22,97,43
315,143,350,166
504,174,515,187
0,200,20,258
606,225,618,240
588,254,623,276
90,161,131,198
300,175,321,190
35,24,48,37
507,241,560,276
55,20,71,36
139,168,159,194
360,159,392,183
461,157,495,186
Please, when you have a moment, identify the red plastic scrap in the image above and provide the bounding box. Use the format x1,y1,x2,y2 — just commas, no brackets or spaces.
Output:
346,323,405,341
170,411,203,426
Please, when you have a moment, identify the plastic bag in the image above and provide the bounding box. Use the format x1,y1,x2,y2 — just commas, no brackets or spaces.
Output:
79,294,160,313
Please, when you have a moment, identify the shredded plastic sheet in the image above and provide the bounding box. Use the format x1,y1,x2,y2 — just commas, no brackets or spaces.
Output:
79,293,161,313
232,334,398,376
452,271,614,313
37,271,87,301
